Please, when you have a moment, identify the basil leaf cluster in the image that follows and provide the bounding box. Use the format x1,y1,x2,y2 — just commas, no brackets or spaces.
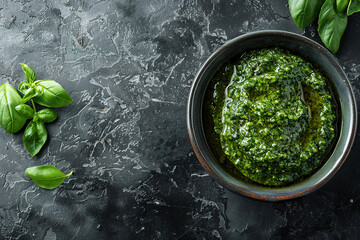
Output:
0,64,73,190
289,0,360,53
10,64,73,156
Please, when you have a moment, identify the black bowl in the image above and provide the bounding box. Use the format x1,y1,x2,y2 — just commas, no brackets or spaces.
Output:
187,30,357,201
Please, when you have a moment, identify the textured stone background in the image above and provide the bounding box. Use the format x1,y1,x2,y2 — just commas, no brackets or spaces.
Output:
0,0,359,239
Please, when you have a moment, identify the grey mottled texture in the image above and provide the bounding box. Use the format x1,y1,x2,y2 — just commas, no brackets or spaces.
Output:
0,0,359,239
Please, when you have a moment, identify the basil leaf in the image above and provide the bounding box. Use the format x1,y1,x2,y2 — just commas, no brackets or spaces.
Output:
289,0,324,30
0,83,27,133
19,63,36,84
18,81,30,94
25,165,72,190
337,0,350,12
318,0,348,54
23,120,47,156
15,104,34,119
32,80,73,108
37,109,57,123
21,88,37,103
348,0,360,15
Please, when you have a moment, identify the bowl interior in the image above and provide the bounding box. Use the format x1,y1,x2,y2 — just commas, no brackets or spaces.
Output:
187,31,357,201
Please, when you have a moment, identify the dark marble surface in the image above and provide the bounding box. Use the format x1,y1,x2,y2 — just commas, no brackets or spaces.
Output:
0,0,360,239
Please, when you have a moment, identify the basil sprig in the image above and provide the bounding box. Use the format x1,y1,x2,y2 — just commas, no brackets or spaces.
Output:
289,0,360,53
0,64,73,189
25,165,72,190
0,63,73,156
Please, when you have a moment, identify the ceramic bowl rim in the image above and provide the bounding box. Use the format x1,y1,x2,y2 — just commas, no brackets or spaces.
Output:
187,30,357,201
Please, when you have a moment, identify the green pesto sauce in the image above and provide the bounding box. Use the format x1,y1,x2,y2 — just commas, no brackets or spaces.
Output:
206,48,337,186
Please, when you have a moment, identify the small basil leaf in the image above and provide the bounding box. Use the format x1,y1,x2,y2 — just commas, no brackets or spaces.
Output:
15,104,34,119
33,80,73,108
23,120,47,156
289,0,324,30
19,63,36,84
25,165,72,190
21,88,37,103
348,0,360,15
18,81,30,94
318,0,348,54
33,114,39,122
37,109,57,123
0,83,27,133
337,0,350,12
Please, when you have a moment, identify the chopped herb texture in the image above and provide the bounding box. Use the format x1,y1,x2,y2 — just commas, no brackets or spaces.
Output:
208,48,337,186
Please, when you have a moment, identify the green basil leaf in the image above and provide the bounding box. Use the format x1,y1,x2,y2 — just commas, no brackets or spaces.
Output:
32,80,73,108
18,81,30,94
348,0,360,15
37,108,57,123
337,0,350,12
21,88,37,103
33,114,40,122
25,165,72,190
289,0,324,30
23,120,47,156
318,0,348,54
19,63,36,84
0,83,27,133
15,104,34,119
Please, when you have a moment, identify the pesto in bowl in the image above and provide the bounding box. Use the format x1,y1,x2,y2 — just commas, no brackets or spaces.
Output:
205,48,337,186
